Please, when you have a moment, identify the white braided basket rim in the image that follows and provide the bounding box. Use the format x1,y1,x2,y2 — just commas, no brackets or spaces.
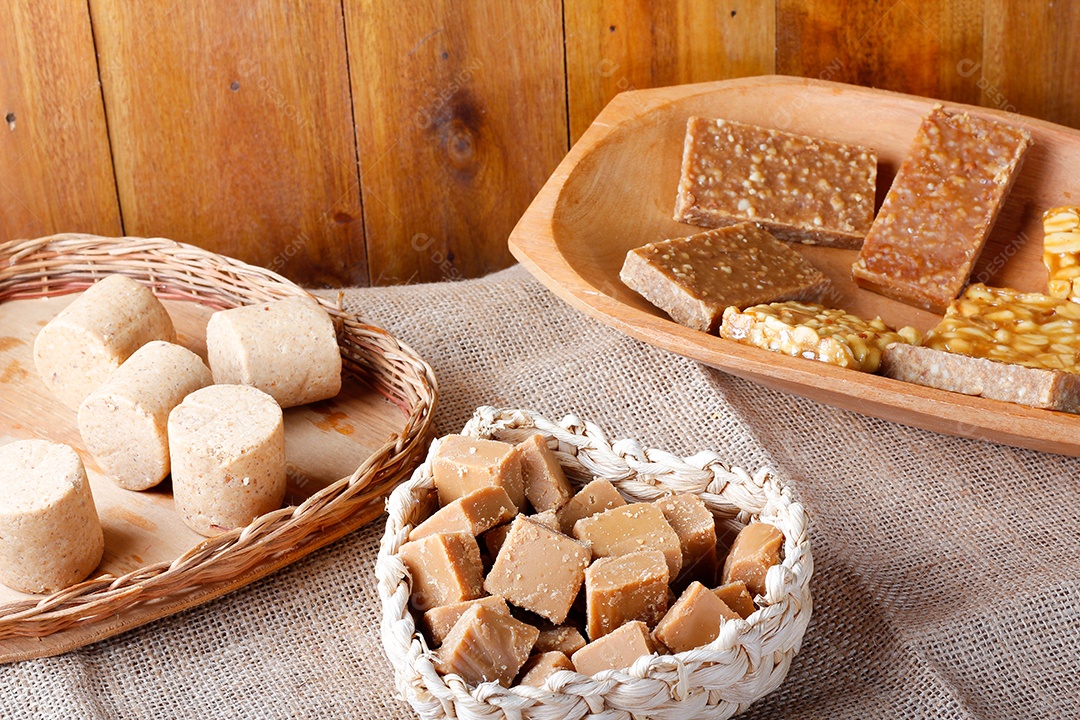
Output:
377,406,813,720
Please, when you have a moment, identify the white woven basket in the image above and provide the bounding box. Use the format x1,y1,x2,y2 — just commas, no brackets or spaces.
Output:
377,406,813,720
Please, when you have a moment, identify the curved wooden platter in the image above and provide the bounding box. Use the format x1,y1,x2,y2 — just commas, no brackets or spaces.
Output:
509,75,1080,456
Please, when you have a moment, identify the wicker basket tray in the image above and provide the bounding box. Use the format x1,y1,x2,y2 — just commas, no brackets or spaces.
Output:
0,233,437,663
378,406,812,720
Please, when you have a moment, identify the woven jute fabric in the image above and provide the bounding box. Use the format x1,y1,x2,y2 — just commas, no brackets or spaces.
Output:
2,265,1078,719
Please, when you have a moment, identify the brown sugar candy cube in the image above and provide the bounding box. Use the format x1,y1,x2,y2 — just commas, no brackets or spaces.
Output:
721,522,784,598
432,435,526,509
852,105,1032,313
398,532,484,610
571,620,657,677
573,503,683,578
434,603,539,687
482,509,559,558
556,478,626,534
620,224,830,333
421,595,510,646
516,433,573,512
655,493,717,584
517,651,574,687
674,117,877,248
653,581,740,654
484,516,590,624
408,486,517,542
713,581,756,619
585,550,669,640
534,625,587,656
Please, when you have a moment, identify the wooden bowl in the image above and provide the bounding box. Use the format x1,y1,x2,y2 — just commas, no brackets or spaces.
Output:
509,75,1080,456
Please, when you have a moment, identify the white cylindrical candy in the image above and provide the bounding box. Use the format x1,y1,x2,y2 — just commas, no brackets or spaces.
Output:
205,296,341,408
168,385,286,537
34,274,177,410
78,341,213,491
0,439,104,594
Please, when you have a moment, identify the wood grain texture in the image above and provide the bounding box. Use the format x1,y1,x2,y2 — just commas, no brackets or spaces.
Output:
981,1,1080,129
0,0,121,241
88,0,366,287
777,0,983,105
345,0,568,285
564,0,776,144
509,77,1080,456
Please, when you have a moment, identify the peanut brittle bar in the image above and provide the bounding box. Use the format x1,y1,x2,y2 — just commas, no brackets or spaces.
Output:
1042,205,1080,301
881,284,1080,412
718,301,921,372
673,117,877,248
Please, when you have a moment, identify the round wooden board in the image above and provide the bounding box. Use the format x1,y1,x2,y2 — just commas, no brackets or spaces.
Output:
509,75,1080,456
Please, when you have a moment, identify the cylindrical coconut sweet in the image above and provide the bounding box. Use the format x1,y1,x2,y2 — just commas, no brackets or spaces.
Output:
34,274,177,410
205,296,341,408
0,439,104,594
168,385,286,537
78,341,213,491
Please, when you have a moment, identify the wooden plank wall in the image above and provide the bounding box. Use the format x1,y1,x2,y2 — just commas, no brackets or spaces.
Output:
0,1,1078,287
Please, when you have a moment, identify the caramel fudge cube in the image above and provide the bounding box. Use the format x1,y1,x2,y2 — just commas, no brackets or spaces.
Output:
713,581,756,619
484,516,591,624
621,224,830,333
556,479,626,534
531,509,560,532
534,625,587,656
852,105,1032,313
482,510,560,558
585,550,669,640
409,486,517,542
653,581,740,654
655,493,717,584
517,651,574,687
399,532,484,610
674,117,877,248
721,522,784,598
573,503,683,578
571,620,657,677
432,435,525,509
481,523,512,558
434,603,539,687
517,434,573,512
421,595,510,646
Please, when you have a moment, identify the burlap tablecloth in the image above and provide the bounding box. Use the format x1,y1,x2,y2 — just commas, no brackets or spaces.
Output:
3,265,1078,719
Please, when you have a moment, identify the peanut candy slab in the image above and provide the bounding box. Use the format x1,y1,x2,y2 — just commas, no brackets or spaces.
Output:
718,301,921,372
922,283,1080,373
852,106,1032,314
1042,206,1080,301
674,117,877,249
620,224,830,333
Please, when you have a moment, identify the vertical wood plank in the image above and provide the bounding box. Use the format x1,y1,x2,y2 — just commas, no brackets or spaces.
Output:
981,1,1080,129
0,0,121,241
89,0,365,287
564,0,777,144
777,0,983,105
344,1,568,285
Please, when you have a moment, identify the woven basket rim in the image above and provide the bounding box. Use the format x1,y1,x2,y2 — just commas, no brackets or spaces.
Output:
377,406,813,720
0,233,438,645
